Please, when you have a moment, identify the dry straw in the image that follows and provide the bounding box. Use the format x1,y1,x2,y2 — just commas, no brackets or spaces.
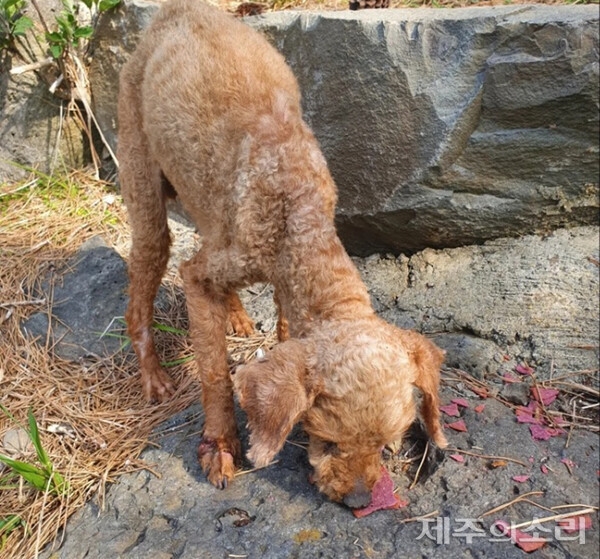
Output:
0,170,273,558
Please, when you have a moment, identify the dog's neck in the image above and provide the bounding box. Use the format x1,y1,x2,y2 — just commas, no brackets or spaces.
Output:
273,172,374,337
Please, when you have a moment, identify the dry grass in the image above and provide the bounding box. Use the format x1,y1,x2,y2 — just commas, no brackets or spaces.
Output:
0,169,274,559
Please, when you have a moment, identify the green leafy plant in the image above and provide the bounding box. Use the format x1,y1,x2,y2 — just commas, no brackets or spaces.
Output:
46,0,120,59
0,515,27,551
0,0,33,50
0,405,69,497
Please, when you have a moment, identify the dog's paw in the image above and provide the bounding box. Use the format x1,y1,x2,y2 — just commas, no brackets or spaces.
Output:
141,366,175,402
198,436,239,489
227,309,255,337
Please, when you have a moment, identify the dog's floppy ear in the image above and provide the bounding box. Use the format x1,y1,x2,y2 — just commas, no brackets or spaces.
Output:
232,339,320,467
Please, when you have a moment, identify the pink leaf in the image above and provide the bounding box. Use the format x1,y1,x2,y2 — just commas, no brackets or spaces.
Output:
540,464,549,474
439,402,460,417
446,420,468,432
515,363,534,376
530,424,553,440
557,515,592,533
516,402,543,425
451,397,469,408
469,385,489,399
529,424,565,440
531,387,559,406
449,454,465,463
474,404,486,414
502,372,520,384
514,532,547,553
512,475,530,483
493,520,547,553
352,467,408,518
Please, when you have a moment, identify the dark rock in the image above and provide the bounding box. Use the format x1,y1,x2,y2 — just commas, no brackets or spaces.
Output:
500,381,531,406
21,237,129,360
89,1,599,254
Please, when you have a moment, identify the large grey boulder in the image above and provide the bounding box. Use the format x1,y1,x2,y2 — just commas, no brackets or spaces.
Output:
89,1,599,254
356,225,599,378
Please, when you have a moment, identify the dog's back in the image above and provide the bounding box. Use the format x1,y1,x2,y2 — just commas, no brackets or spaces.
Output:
119,0,302,231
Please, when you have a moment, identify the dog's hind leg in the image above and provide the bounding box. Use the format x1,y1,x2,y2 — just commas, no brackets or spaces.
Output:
226,290,255,337
119,82,174,402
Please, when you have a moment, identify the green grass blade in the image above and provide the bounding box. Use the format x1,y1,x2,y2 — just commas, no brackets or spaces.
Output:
27,408,51,469
161,355,195,368
0,454,49,491
152,322,188,336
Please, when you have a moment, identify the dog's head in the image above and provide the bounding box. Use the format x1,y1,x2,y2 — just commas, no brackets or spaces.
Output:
232,320,446,508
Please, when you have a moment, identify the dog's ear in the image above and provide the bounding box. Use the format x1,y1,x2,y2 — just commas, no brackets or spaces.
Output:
232,339,319,467
402,332,448,449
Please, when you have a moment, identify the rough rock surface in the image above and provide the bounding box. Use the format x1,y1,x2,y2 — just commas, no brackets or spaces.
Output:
356,226,600,378
25,222,598,558
42,394,599,559
0,54,85,182
89,1,599,253
21,237,129,361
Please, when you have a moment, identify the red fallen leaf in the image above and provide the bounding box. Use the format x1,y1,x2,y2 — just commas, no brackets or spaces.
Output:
531,387,559,406
446,420,468,432
449,454,465,463
540,464,549,474
494,520,547,553
474,404,486,413
529,424,565,441
352,467,408,518
439,403,460,417
512,475,530,483
557,515,592,533
451,397,469,408
469,385,489,399
515,363,534,376
502,372,521,384
530,424,552,440
516,402,543,425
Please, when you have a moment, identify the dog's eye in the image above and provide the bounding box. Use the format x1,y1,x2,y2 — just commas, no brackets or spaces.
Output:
323,441,340,456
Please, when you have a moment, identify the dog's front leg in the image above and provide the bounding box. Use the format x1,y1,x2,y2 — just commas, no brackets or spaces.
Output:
180,257,240,489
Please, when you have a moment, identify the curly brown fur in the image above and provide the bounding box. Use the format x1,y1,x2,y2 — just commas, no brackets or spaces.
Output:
119,0,447,502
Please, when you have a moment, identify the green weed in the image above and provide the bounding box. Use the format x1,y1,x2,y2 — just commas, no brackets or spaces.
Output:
0,405,69,497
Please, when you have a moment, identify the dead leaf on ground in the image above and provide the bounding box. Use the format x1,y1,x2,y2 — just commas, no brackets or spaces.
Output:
445,420,468,432
440,403,460,417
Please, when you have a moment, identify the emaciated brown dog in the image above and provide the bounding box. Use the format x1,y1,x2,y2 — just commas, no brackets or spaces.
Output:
118,0,447,508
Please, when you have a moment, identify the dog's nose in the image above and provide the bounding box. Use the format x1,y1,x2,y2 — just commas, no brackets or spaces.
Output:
343,480,372,509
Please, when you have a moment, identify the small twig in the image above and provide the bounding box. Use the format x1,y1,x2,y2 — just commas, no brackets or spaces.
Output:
234,460,279,477
549,380,599,399
565,399,576,449
285,440,308,451
512,508,596,530
409,441,428,490
9,57,54,75
400,510,440,524
0,298,46,308
445,448,529,467
520,499,555,514
479,491,545,519
551,503,599,511
0,178,37,197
